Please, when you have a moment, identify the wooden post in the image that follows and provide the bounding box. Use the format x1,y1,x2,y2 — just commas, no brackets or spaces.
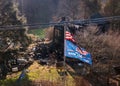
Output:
63,23,67,86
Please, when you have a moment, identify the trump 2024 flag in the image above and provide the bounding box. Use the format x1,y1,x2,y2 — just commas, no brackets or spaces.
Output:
65,31,92,65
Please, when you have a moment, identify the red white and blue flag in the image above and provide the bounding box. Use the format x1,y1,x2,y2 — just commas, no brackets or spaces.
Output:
65,30,92,65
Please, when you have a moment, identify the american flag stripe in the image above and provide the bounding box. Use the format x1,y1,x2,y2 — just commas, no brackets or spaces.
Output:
65,31,75,42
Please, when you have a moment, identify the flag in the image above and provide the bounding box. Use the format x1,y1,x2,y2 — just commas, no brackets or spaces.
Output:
65,31,92,65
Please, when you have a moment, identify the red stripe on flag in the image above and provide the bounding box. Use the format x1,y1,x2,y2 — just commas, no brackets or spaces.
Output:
65,31,75,42
77,48,88,55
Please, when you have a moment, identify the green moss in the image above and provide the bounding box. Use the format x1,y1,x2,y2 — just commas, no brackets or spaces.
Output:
27,70,40,80
0,77,17,86
28,29,45,38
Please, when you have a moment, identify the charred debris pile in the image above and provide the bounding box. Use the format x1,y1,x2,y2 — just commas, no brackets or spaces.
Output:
0,29,33,79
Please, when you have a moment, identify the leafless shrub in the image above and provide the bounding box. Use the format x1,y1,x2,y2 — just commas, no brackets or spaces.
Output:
75,28,120,85
75,28,120,65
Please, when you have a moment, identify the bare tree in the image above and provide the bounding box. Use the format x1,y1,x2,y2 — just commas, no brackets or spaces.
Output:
104,0,120,16
18,0,58,24
57,0,85,20
56,0,101,20
0,0,26,26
